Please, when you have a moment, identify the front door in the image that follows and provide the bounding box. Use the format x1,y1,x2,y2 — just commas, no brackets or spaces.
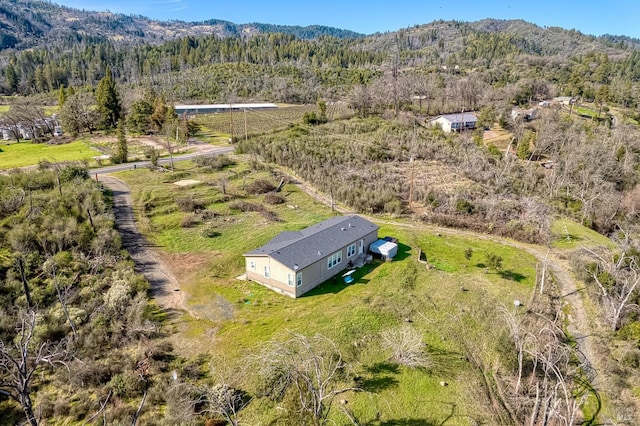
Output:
359,239,364,255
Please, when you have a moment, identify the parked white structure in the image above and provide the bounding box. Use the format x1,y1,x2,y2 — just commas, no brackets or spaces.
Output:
427,112,477,133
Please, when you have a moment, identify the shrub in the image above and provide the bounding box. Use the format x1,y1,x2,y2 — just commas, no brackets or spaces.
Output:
181,214,197,228
621,349,640,369
198,209,218,220
485,253,503,271
193,154,234,170
201,226,221,238
229,201,263,212
108,372,146,398
455,199,475,215
59,165,89,182
264,192,285,205
176,195,205,212
246,179,276,194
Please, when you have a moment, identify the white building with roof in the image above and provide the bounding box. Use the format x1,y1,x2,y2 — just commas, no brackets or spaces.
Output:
427,112,478,133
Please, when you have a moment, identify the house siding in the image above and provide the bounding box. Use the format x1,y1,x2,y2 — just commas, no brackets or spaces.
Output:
245,229,378,298
245,256,296,297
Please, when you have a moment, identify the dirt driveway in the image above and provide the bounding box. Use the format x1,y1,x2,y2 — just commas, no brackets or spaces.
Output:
100,175,197,318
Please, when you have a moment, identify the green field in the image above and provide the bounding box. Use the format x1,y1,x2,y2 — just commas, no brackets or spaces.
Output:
115,158,539,424
551,218,616,249
0,140,100,169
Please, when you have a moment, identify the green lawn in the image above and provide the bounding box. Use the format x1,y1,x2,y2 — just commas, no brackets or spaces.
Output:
115,159,540,425
0,140,100,169
551,218,616,249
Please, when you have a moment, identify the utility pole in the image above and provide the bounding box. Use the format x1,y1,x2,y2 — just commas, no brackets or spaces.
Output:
229,101,234,142
244,108,248,142
393,55,399,119
409,155,415,209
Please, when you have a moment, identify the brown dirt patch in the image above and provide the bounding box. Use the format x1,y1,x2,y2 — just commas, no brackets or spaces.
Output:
160,252,211,283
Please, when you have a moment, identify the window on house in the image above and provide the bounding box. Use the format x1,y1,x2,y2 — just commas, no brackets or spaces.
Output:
264,266,270,278
327,251,342,269
287,273,294,287
249,261,256,270
297,272,302,287
347,243,356,257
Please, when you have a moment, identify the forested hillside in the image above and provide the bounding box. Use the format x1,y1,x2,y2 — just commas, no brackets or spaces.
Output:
0,0,363,51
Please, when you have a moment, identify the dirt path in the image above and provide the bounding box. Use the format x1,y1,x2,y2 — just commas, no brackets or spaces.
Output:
100,175,198,318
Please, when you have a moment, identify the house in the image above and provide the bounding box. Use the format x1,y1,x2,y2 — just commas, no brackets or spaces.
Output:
427,112,477,133
243,215,379,298
174,103,278,115
553,96,575,106
511,107,538,122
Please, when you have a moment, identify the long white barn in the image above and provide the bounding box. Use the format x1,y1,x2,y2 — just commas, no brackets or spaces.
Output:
174,103,278,114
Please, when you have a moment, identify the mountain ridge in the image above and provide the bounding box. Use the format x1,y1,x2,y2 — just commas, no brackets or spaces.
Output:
0,0,364,50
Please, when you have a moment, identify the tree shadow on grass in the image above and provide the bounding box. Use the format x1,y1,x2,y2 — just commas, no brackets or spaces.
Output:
380,419,437,426
425,346,468,380
497,270,527,282
357,362,400,393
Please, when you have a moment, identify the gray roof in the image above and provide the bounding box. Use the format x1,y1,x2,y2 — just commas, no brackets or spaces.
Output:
243,215,379,271
439,112,477,123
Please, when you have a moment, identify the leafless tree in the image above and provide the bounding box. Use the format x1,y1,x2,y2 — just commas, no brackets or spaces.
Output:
197,383,248,426
580,247,640,331
348,85,373,117
380,324,432,369
501,306,585,426
0,310,66,426
254,332,359,426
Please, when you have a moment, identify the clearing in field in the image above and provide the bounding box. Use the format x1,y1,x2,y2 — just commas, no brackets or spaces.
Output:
114,157,540,425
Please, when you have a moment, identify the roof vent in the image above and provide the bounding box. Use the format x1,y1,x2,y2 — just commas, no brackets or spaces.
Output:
341,227,346,231
318,251,322,256
349,223,354,228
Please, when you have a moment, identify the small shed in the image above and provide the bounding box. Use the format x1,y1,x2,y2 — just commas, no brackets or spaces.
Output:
369,239,398,260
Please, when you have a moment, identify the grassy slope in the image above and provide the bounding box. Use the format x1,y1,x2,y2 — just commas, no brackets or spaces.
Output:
0,140,99,169
115,158,539,424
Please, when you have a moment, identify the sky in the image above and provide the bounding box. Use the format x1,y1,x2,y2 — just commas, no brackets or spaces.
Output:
53,0,640,39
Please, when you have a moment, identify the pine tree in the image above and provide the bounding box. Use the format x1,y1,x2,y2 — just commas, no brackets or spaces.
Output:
95,66,122,130
58,84,67,106
115,119,128,163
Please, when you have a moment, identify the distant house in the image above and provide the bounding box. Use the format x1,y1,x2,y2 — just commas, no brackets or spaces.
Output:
174,103,278,115
427,112,477,133
511,107,538,122
243,215,379,298
553,96,575,106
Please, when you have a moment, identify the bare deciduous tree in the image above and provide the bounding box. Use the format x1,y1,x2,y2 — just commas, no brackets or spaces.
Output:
0,310,65,426
197,383,248,426
380,324,432,369
255,332,359,426
581,247,640,331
